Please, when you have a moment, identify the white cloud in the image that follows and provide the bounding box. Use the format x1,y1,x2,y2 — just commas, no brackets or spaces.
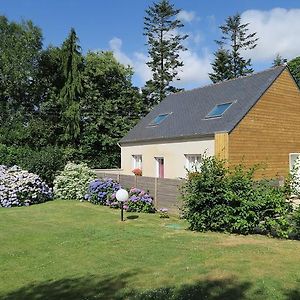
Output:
175,48,212,87
109,37,133,66
241,8,300,61
177,10,198,23
109,37,151,83
109,36,212,88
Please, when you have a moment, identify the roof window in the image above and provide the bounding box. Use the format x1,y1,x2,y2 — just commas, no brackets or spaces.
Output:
205,102,232,118
149,113,170,126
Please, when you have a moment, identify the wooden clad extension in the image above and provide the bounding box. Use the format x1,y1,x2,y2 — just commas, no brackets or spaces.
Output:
228,69,300,179
215,132,229,161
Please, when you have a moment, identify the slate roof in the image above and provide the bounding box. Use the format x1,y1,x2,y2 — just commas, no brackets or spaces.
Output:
120,66,286,144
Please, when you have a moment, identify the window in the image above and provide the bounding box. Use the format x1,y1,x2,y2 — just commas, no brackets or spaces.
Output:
185,154,201,172
149,113,170,126
205,102,232,118
132,155,142,170
289,153,300,171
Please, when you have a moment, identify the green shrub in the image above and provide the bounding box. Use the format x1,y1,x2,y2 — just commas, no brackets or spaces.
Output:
291,207,300,238
182,156,293,238
53,162,95,200
0,144,65,185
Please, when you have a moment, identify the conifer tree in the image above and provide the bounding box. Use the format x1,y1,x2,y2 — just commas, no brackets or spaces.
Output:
209,49,232,83
210,13,258,82
60,28,83,145
272,54,287,67
143,0,188,108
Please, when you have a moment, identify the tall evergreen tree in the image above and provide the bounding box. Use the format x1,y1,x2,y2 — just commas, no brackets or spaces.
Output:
60,28,83,145
210,13,258,82
272,54,287,67
209,49,232,83
143,0,188,108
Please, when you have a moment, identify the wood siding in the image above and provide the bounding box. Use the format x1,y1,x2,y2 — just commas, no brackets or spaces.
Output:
215,132,229,161
229,69,300,179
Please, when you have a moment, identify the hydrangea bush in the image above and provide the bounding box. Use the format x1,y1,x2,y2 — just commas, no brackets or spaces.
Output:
53,162,95,200
85,178,121,207
0,165,52,208
126,187,155,213
85,178,155,213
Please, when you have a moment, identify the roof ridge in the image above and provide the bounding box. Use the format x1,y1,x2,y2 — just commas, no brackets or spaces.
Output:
173,65,286,96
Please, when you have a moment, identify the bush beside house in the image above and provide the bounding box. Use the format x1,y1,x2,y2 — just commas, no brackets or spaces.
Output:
181,156,299,239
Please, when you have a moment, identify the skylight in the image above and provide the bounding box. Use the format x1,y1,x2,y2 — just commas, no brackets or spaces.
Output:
205,102,232,118
149,113,170,126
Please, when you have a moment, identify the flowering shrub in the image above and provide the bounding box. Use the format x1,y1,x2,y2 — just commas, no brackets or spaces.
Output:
132,168,142,176
85,178,121,207
159,208,169,218
126,187,155,213
85,178,155,213
0,165,52,208
53,162,95,200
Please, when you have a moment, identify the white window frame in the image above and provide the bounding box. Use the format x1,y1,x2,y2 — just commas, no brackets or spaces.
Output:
132,155,142,170
185,154,202,172
289,153,300,172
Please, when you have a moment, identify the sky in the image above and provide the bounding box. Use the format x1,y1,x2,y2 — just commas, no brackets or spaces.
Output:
1,0,300,89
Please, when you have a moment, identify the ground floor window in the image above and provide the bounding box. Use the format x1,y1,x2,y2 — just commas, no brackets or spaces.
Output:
185,154,201,172
132,155,142,170
155,157,164,178
289,153,300,172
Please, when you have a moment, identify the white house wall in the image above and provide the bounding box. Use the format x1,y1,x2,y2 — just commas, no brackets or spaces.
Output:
120,137,215,179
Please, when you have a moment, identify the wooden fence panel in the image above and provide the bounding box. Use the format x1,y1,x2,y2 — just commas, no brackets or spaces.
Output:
94,171,184,215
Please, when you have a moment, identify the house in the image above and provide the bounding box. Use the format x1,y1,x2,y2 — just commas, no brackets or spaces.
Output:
119,66,300,179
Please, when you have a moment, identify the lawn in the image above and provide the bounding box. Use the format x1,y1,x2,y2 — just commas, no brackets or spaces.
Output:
0,201,299,300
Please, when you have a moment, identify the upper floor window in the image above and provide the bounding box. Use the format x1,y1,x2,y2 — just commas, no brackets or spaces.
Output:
149,113,170,126
132,155,142,170
205,102,232,119
185,154,201,172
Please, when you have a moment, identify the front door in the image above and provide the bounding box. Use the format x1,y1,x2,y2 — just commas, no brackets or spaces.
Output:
156,157,164,178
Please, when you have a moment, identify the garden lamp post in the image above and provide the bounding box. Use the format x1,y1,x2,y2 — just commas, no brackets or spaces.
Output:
116,189,128,221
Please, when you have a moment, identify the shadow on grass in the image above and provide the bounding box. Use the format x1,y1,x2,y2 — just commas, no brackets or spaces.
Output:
0,274,258,300
127,215,139,220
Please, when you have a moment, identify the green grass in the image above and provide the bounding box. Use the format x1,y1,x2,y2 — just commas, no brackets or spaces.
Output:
0,200,299,300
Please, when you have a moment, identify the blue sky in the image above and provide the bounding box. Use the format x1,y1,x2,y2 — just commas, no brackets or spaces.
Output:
1,0,300,89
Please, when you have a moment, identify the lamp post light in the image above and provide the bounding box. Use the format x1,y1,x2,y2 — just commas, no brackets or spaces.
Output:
116,189,129,221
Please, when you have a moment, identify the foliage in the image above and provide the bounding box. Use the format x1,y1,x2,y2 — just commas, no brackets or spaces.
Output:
0,16,144,173
210,13,258,82
209,48,232,83
53,162,95,200
85,179,155,213
0,165,52,208
80,51,143,168
182,156,294,238
292,207,300,238
159,208,169,218
288,56,300,88
60,28,83,145
143,0,188,108
0,16,43,124
272,54,287,67
0,144,65,185
126,187,155,213
85,178,121,207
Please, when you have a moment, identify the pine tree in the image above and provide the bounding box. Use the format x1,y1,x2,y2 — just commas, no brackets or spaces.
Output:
209,49,232,83
60,28,83,145
272,54,287,67
210,13,258,82
143,0,188,108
